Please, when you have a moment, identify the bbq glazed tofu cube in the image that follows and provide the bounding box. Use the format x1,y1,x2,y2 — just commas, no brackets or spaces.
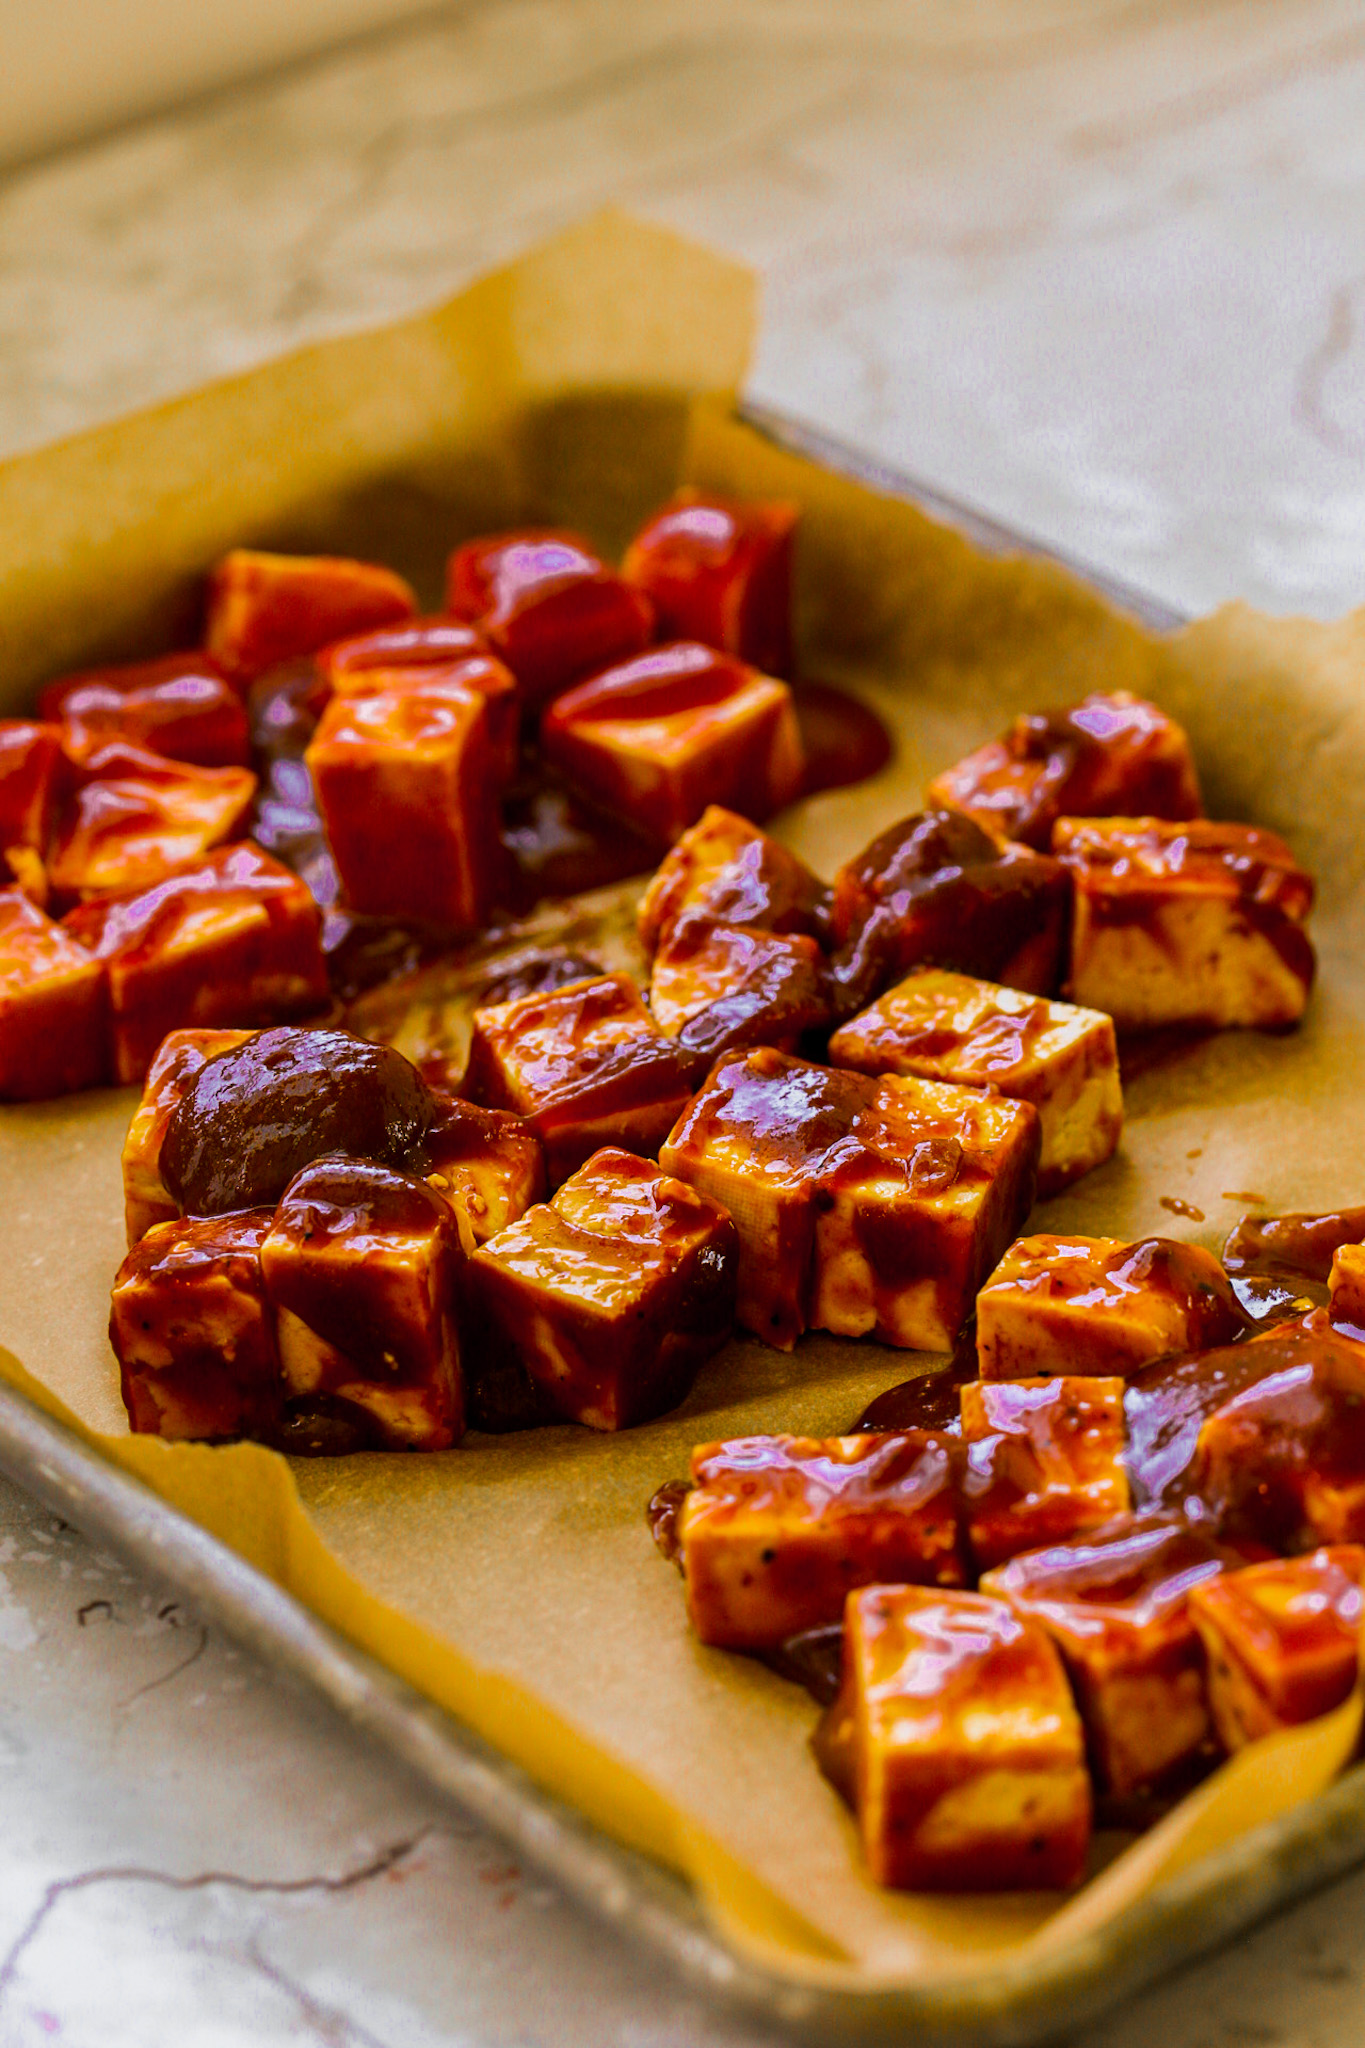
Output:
51,655,250,768
468,1148,736,1431
540,642,805,846
637,805,830,957
445,529,652,707
959,1377,1130,1570
1188,1548,1365,1752
1055,817,1315,1031
307,677,505,930
326,651,520,785
45,745,258,902
420,1095,546,1247
0,720,64,860
110,1210,281,1441
977,1233,1244,1382
0,887,107,1099
830,970,1122,1196
830,808,1071,1010
464,971,698,1187
261,1157,464,1451
121,1027,252,1244
1329,1243,1365,1341
677,1432,967,1649
205,549,417,684
981,1512,1240,1798
622,490,798,677
1187,1330,1365,1551
831,1584,1091,1891
661,1048,1040,1353
928,692,1203,851
62,843,328,1085
647,919,831,1058
316,615,487,688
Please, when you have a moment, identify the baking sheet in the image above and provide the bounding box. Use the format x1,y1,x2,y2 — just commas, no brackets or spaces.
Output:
4,212,1365,1996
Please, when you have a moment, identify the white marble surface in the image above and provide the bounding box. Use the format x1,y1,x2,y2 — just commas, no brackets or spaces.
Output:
3,3,1365,2042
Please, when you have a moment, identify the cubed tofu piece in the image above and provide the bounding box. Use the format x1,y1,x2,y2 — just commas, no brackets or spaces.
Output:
977,1233,1244,1381
62,843,328,1085
648,918,831,1057
1188,1331,1365,1550
464,971,699,1187
1056,817,1315,1031
46,744,257,901
51,655,250,767
205,549,416,683
307,677,504,930
959,1377,1131,1569
110,1210,280,1441
621,490,797,677
636,803,830,957
981,1512,1242,1797
1188,1548,1365,1752
830,808,1072,1010
678,1432,967,1648
261,1157,464,1451
540,642,805,845
0,887,108,1099
1124,1328,1327,1515
0,720,64,856
121,1026,252,1244
1330,1243,1365,1340
324,652,520,786
445,528,652,706
928,692,1203,851
418,1094,546,1246
661,1048,1040,1353
467,1147,736,1431
831,1584,1090,1891
316,615,488,689
830,970,1122,1196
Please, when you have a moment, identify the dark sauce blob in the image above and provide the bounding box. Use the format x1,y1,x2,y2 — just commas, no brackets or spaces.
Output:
1222,1206,1365,1287
646,1479,692,1566
479,949,605,1009
266,1396,383,1458
500,774,659,904
851,1324,979,1434
161,1026,437,1216
758,1623,846,1707
791,682,893,797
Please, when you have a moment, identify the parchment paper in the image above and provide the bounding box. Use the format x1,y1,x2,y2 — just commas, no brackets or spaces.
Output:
3,213,1365,1990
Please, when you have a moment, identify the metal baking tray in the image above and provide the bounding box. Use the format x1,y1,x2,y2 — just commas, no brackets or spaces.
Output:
1,407,1358,2048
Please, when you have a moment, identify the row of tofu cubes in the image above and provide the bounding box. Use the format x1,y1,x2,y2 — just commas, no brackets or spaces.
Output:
813,1543,1364,1891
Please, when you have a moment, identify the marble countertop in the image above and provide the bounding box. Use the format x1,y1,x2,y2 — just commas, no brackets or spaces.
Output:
2,3,1365,2041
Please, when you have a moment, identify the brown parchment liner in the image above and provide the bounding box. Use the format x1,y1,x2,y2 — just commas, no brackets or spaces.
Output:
2,213,1365,1988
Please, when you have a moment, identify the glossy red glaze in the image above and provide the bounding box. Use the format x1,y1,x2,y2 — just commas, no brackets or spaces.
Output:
0,720,65,853
46,746,257,903
0,886,108,1099
1223,1207,1365,1286
317,615,487,686
622,489,797,676
445,529,652,706
205,550,417,683
47,658,249,768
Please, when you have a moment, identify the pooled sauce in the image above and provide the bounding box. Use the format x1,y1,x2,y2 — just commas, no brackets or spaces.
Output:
479,948,605,1009
758,1623,846,1706
646,1478,692,1565
791,682,893,796
500,776,659,903
1116,1027,1213,1081
1222,1206,1365,1286
852,1325,979,1435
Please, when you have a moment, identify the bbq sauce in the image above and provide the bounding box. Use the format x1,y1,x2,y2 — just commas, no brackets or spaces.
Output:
790,683,893,797
162,1025,437,1215
646,1479,692,1565
1222,1207,1365,1287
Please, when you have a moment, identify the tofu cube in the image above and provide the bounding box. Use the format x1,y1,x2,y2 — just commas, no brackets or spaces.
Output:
0,720,64,855
121,1026,252,1244
467,1147,736,1431
1188,1548,1365,1752
307,677,504,930
445,528,652,706
678,1432,968,1648
928,691,1202,850
205,549,416,683
1188,1331,1365,1550
46,744,257,901
1330,1243,1365,1340
110,1210,281,1441
621,489,797,677
261,1157,465,1451
1056,817,1315,1031
833,1584,1091,1891
830,808,1071,1009
977,1233,1244,1381
648,919,831,1057
661,1048,1040,1352
419,1094,546,1246
464,971,699,1187
316,615,488,688
52,655,250,767
637,803,830,960
62,843,329,1085
324,650,520,784
959,1376,1131,1569
981,1512,1240,1798
0,887,108,1099
540,642,805,845
830,970,1122,1196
